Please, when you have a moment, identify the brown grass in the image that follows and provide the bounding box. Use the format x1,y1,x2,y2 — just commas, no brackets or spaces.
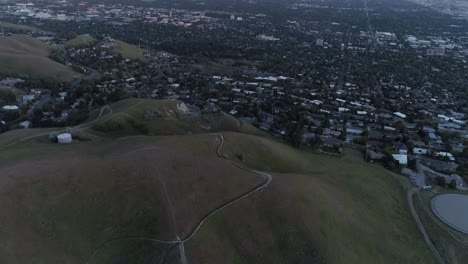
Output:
0,134,260,263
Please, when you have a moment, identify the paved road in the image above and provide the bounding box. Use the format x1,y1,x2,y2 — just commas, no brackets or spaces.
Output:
407,188,445,264
416,160,467,190
414,159,427,187
86,133,273,263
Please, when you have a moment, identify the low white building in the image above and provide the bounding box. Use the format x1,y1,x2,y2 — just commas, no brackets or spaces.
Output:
57,133,72,144
393,112,406,119
2,105,19,111
413,147,428,155
392,154,408,165
436,152,455,161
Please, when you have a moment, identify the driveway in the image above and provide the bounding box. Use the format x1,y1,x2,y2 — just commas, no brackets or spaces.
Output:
413,159,426,187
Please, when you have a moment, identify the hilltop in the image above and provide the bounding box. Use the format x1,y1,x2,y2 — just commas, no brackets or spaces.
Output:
64,34,97,47
87,98,262,137
0,35,81,81
0,99,436,263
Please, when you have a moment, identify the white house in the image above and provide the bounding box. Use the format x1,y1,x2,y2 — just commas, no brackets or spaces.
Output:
413,147,428,155
436,152,455,161
2,105,19,111
392,154,408,165
393,112,407,119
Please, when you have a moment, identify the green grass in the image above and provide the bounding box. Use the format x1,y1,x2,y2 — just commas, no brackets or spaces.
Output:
0,87,18,104
64,34,97,47
415,190,468,264
0,35,81,81
0,22,48,33
0,133,260,263
0,104,440,263
0,87,24,96
0,139,175,263
88,98,263,137
0,35,54,56
187,132,436,263
113,40,147,60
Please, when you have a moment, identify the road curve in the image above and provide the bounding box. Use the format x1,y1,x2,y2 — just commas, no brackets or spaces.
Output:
86,133,272,263
407,188,445,264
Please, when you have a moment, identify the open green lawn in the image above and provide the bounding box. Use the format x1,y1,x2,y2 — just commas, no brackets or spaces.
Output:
113,40,147,60
64,34,97,47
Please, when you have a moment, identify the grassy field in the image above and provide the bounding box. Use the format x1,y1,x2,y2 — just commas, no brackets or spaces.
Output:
186,132,436,263
64,34,97,47
113,40,147,60
0,22,48,33
0,35,81,81
414,189,468,264
89,98,263,137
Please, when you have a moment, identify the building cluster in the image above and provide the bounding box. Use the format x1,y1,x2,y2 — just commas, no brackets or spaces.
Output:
0,0,466,185
0,2,224,28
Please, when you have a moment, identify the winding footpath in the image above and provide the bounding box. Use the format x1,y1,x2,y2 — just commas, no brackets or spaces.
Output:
407,188,445,264
86,133,272,263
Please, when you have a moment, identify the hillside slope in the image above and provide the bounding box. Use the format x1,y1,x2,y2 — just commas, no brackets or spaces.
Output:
187,132,435,263
64,34,97,47
113,40,147,60
0,35,81,81
0,99,435,263
0,22,48,33
0,134,260,263
89,98,262,136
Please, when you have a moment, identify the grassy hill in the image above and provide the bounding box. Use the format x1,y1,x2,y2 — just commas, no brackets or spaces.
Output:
64,34,97,47
0,35,81,81
187,133,435,263
88,98,262,137
0,99,436,263
0,133,261,263
0,22,48,33
113,40,147,60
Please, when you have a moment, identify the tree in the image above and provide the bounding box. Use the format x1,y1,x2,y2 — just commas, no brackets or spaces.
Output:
395,121,406,134
31,108,44,127
436,176,446,187
407,158,417,171
449,179,457,189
